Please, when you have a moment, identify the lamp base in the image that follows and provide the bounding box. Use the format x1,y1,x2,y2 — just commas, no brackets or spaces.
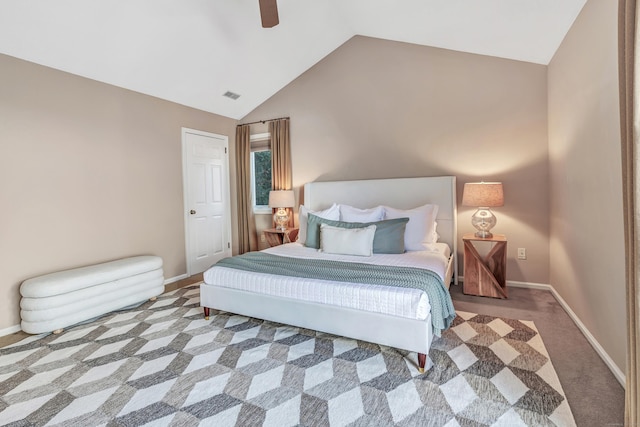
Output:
471,208,496,239
273,208,289,231
474,230,494,239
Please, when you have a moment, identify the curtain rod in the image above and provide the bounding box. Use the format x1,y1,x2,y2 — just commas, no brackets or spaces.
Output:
238,116,290,126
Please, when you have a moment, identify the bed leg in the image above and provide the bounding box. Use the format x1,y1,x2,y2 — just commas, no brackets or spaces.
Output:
203,307,210,320
418,353,426,373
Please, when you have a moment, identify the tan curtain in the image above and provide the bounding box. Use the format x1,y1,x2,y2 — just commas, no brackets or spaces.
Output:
236,124,258,254
269,118,293,227
270,118,292,190
619,0,639,423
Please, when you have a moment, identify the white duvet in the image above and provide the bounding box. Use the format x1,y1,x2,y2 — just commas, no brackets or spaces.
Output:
202,242,451,320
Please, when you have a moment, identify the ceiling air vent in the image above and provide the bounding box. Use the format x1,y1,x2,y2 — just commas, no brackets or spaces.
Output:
223,91,240,100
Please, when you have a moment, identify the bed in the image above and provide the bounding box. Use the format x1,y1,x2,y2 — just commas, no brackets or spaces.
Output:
200,176,457,372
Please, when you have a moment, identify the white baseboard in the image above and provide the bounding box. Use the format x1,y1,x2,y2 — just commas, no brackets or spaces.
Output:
164,274,188,286
547,285,626,388
458,276,550,290
459,276,625,387
0,324,21,338
506,280,551,290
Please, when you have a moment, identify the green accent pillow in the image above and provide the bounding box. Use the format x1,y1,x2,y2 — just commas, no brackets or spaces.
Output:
305,214,409,254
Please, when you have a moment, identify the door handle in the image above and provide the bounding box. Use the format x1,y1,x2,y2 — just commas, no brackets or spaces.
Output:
190,210,196,215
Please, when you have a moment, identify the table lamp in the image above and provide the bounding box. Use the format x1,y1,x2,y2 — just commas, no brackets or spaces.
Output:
462,182,504,238
269,190,295,231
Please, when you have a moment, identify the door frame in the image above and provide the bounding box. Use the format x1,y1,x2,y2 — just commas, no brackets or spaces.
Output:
181,127,232,277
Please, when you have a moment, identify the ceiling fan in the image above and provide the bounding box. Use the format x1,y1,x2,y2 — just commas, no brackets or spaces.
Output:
259,0,279,28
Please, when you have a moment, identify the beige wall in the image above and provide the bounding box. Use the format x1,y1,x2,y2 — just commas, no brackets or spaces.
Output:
0,5,626,379
242,36,550,283
548,0,626,372
0,54,237,331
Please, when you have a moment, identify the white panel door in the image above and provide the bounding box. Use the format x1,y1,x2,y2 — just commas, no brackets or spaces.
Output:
182,128,231,275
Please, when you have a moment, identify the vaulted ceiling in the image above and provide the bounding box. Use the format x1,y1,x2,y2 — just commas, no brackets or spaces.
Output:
0,0,586,120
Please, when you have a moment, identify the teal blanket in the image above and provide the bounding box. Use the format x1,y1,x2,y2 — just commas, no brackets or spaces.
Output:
215,252,456,336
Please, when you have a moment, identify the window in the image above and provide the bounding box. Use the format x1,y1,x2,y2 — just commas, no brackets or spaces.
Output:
250,133,272,214
251,150,272,212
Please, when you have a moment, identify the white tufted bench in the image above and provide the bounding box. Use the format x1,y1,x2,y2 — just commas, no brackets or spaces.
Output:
20,255,164,334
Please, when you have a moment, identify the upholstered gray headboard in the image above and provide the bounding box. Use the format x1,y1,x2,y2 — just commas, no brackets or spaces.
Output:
304,176,457,281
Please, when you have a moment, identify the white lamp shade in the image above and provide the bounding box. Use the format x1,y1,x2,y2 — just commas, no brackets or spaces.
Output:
268,190,295,208
462,182,504,207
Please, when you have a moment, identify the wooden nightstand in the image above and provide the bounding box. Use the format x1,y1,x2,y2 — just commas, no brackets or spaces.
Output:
263,228,299,247
462,233,507,299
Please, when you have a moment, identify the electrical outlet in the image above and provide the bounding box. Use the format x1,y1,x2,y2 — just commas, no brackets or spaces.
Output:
517,248,526,260
260,234,266,242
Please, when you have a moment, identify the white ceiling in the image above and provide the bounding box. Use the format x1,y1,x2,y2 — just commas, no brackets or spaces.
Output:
0,0,586,120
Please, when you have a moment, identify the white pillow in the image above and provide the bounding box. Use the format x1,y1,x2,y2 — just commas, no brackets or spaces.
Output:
340,205,385,223
320,224,376,256
383,204,439,250
298,203,340,244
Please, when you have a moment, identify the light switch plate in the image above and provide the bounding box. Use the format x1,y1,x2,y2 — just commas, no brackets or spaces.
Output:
517,248,526,260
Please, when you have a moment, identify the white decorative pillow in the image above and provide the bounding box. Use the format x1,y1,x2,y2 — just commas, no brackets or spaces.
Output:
298,203,340,245
340,205,385,223
320,224,376,256
383,204,439,250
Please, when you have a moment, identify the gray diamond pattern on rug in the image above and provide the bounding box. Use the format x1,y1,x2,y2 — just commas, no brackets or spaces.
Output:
0,285,576,426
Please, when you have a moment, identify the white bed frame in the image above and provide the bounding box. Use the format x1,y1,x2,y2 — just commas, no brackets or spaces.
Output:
200,176,457,372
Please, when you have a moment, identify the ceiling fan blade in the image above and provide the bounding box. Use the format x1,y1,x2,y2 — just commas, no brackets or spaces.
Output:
259,0,279,28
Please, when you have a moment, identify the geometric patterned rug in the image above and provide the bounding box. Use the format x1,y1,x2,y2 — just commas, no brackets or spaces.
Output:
0,285,576,426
